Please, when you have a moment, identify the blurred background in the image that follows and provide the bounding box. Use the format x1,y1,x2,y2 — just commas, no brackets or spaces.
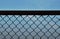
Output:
0,0,60,10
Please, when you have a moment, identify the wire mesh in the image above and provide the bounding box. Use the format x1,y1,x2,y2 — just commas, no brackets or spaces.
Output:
0,15,60,39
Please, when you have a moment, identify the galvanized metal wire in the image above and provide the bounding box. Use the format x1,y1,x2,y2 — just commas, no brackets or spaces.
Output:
0,15,60,39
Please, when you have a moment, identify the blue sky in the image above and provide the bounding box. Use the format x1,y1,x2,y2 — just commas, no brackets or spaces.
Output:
0,0,60,10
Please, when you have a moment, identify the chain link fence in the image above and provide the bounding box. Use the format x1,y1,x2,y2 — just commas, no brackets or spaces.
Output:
0,15,60,39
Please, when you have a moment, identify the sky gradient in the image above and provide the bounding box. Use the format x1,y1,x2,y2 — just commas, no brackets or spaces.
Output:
0,0,60,10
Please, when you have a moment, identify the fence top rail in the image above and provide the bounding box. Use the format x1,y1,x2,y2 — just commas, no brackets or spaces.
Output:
0,11,60,15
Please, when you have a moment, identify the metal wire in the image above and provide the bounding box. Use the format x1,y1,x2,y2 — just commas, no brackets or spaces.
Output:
0,15,60,39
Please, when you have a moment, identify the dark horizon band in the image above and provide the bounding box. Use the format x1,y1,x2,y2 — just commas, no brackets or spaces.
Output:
0,11,60,15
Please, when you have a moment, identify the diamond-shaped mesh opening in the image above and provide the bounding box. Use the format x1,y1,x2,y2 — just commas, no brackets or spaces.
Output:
0,15,60,39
